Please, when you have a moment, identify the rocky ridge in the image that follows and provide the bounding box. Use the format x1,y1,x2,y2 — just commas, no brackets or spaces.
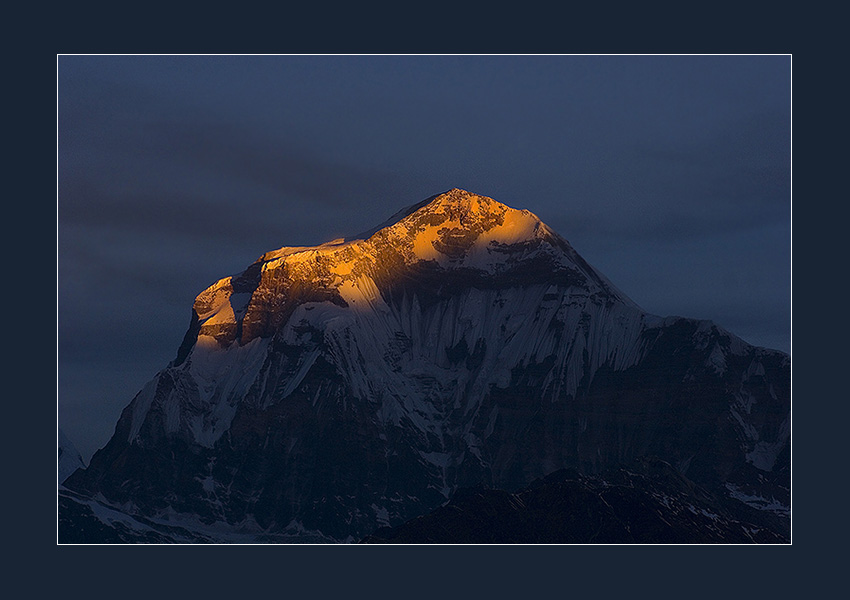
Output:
64,189,790,542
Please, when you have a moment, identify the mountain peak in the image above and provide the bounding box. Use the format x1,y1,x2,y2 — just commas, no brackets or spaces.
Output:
376,188,550,262
187,190,633,353
422,188,503,212
258,189,547,267
408,188,521,223
349,188,525,243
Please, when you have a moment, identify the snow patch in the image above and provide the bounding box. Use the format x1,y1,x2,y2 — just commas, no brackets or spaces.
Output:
371,504,390,527
478,208,540,246
706,342,727,375
745,415,790,471
726,483,790,517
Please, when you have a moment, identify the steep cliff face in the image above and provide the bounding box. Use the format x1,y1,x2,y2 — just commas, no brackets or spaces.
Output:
65,189,790,542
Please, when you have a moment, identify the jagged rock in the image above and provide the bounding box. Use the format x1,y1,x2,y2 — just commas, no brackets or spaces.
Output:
63,189,790,543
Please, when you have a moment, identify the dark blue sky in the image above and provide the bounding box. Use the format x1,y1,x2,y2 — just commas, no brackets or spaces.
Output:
58,55,791,461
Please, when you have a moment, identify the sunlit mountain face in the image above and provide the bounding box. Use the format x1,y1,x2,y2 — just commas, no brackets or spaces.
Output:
61,189,790,544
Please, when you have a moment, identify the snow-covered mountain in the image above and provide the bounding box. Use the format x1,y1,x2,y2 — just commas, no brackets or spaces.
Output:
58,428,85,487
63,189,790,543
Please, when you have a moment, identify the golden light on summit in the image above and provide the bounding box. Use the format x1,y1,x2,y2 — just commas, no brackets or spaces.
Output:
190,189,550,345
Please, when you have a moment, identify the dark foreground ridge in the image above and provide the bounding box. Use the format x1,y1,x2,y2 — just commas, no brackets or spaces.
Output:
361,458,788,544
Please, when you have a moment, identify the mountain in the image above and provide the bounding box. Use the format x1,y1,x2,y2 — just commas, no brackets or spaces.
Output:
58,428,85,487
62,188,790,543
362,458,787,544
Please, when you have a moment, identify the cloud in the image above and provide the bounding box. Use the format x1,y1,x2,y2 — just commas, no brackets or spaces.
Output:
58,73,429,247
540,109,790,245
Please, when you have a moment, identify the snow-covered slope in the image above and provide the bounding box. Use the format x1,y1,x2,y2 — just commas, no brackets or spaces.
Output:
138,190,647,451
58,428,85,487
64,189,790,542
